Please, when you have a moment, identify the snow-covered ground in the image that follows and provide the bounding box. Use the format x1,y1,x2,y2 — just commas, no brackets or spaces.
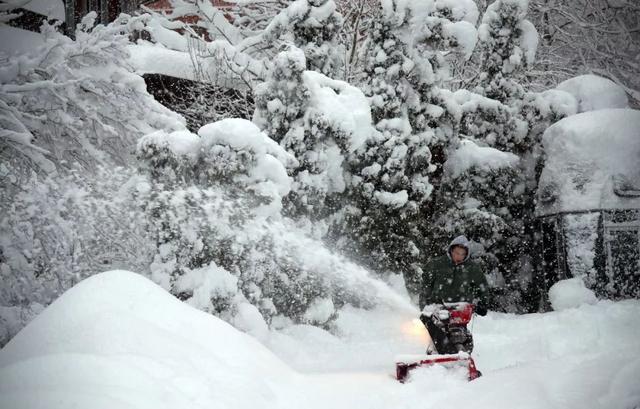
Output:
1,270,638,409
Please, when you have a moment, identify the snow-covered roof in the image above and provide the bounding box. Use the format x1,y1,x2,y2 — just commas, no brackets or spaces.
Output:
537,109,640,216
0,24,45,57
126,43,253,90
556,75,629,113
127,44,199,80
19,0,65,20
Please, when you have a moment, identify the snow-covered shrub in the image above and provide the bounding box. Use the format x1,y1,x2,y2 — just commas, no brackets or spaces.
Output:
254,48,310,147
0,14,184,172
399,0,479,145
548,277,598,311
287,0,345,77
137,118,399,327
519,89,577,149
448,89,528,152
0,14,185,344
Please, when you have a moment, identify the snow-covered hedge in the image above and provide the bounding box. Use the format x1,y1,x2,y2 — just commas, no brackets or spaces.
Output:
548,277,597,311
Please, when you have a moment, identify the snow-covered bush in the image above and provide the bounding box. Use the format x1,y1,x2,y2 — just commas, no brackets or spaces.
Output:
448,89,528,153
0,14,185,345
137,118,399,328
548,277,597,311
287,0,344,77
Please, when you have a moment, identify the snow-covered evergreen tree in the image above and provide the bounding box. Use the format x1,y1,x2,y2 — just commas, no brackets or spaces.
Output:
288,0,344,77
476,0,538,104
254,47,370,221
332,0,479,291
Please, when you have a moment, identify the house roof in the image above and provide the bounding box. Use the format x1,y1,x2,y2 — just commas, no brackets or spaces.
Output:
20,0,65,21
536,109,640,216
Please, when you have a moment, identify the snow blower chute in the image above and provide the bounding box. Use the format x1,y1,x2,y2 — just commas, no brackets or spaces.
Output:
396,302,481,382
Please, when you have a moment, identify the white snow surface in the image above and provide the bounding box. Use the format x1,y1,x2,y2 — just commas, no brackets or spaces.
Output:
0,24,45,57
2,270,640,409
18,0,64,20
443,21,478,60
0,271,297,409
127,44,198,80
303,70,373,153
537,108,640,215
549,277,598,311
445,139,519,179
435,0,479,24
556,74,629,113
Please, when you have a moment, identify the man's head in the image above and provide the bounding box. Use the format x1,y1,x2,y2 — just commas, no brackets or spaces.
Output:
447,235,471,265
450,245,468,265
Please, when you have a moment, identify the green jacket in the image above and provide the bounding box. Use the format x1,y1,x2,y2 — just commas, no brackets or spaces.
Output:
418,255,488,310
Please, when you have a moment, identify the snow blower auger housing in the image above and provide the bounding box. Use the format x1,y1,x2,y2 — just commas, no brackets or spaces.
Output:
395,302,481,382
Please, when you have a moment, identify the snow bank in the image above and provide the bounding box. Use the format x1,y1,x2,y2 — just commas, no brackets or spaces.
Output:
548,277,598,311
537,108,640,215
268,297,640,409
2,271,639,409
0,270,299,409
556,75,629,113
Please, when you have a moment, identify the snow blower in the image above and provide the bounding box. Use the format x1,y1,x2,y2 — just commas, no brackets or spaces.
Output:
395,302,481,382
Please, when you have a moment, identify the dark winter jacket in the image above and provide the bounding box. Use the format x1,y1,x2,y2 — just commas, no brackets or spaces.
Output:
418,235,489,312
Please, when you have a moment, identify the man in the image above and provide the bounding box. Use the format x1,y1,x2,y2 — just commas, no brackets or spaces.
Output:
419,235,489,354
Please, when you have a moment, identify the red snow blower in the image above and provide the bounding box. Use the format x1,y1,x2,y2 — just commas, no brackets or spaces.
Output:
395,302,481,382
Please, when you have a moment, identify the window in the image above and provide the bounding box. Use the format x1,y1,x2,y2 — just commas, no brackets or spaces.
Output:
604,210,640,299
613,174,640,197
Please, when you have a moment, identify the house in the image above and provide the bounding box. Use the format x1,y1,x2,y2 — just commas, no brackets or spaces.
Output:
0,1,231,36
536,108,640,301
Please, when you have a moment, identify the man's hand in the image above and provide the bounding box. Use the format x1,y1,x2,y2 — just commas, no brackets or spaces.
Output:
475,303,488,316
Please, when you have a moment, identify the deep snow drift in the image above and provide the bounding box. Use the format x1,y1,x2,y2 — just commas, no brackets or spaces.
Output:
1,271,639,409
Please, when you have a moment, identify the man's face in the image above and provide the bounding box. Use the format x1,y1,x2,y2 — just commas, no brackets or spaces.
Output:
451,246,468,265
